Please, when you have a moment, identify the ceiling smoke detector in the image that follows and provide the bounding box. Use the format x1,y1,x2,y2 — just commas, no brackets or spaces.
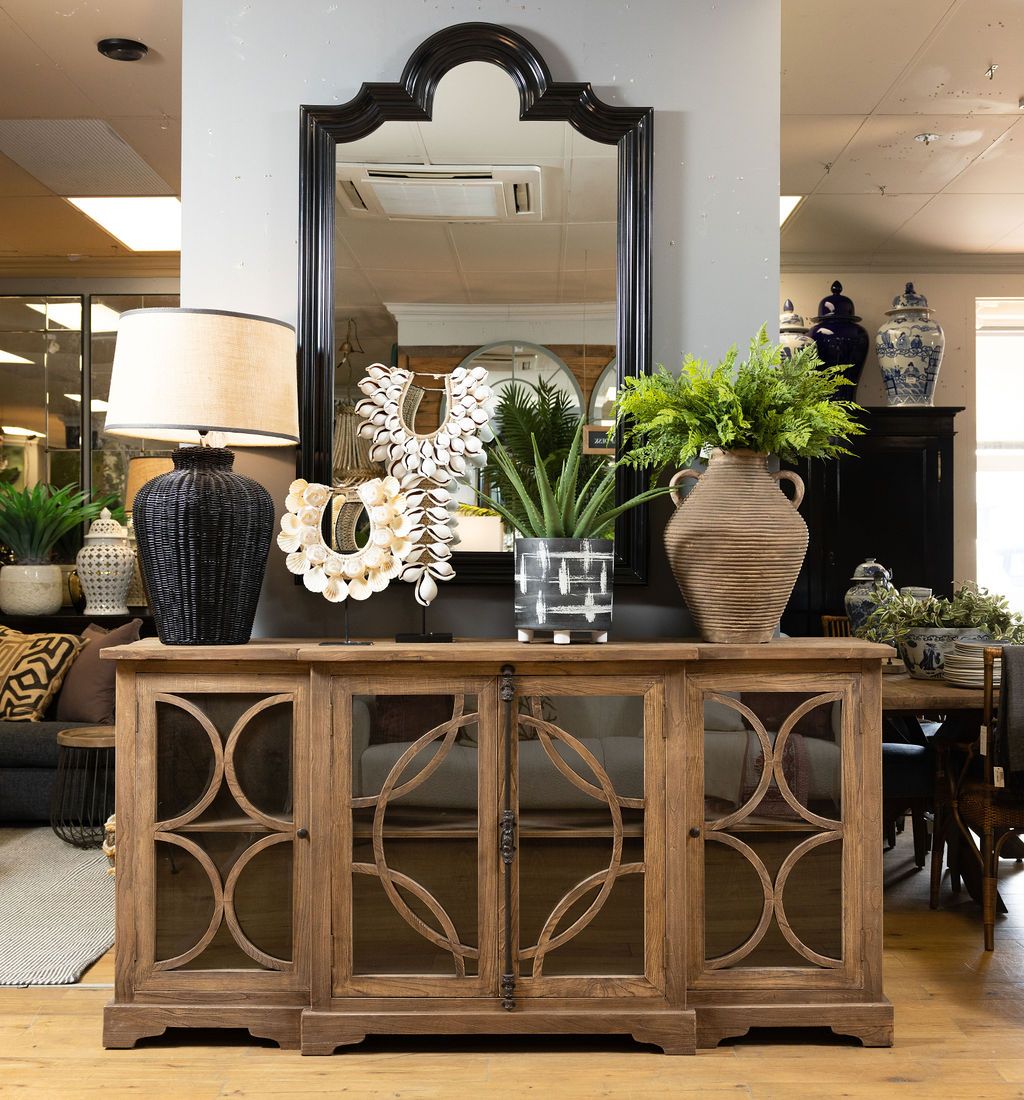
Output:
96,38,149,62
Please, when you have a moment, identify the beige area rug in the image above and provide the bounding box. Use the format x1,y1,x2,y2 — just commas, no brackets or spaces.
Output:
0,827,113,986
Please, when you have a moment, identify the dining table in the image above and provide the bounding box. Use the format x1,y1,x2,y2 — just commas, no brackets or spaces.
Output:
881,671,987,714
880,668,1002,907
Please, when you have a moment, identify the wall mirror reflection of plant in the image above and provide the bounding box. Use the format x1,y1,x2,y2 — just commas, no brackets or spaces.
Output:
474,376,614,540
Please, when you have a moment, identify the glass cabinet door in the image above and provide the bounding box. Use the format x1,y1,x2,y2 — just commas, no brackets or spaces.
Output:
690,675,856,988
333,678,497,996
509,676,665,999
137,677,308,991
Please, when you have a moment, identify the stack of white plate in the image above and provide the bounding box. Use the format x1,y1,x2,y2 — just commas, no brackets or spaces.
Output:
942,638,1005,688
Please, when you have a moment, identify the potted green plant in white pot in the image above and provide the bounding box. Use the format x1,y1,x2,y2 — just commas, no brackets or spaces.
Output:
475,422,668,643
613,327,864,643
857,584,1024,679
0,483,110,615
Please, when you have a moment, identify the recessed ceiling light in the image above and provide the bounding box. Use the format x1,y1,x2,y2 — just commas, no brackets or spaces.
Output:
66,196,181,252
780,195,803,227
2,425,41,437
25,301,122,332
0,348,33,364
97,38,148,62
64,394,110,413
915,133,941,145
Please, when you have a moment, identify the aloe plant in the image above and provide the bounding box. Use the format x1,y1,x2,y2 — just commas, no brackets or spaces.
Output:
482,376,607,533
0,483,112,564
474,422,668,539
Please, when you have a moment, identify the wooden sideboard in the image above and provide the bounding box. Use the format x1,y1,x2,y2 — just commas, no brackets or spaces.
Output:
102,637,893,1055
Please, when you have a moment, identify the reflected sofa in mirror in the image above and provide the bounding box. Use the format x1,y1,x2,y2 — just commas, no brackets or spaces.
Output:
298,21,652,583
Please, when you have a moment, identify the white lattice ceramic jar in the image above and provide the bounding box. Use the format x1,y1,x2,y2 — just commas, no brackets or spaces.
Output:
76,508,135,616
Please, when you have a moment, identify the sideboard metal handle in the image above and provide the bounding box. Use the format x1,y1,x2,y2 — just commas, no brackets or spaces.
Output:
688,827,701,839
296,827,309,840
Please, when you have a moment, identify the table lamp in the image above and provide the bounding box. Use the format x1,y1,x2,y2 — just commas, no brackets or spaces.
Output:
104,308,298,645
124,455,174,513
123,455,174,608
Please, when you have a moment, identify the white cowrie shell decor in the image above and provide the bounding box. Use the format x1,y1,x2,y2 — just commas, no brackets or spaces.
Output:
279,476,414,605
352,361,494,607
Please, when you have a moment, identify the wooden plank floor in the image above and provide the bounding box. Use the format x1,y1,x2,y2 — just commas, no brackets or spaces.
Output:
3,830,1024,1099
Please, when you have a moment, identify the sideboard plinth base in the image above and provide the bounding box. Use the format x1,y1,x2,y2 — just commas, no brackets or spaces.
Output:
300,1007,697,1056
695,1001,894,1050
103,1003,303,1050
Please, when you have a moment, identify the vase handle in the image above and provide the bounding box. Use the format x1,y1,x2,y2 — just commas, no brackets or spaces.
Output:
669,468,702,508
772,469,805,510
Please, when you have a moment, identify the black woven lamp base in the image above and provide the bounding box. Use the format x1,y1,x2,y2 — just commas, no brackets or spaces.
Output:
132,447,273,645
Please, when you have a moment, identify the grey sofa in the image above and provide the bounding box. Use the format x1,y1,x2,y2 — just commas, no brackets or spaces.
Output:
0,718,92,823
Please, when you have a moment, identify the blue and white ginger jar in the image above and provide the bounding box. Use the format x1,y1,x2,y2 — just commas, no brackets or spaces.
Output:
875,282,944,407
844,557,894,633
780,299,814,361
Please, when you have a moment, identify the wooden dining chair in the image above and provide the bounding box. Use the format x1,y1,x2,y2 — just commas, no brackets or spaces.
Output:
821,614,852,638
950,646,1024,951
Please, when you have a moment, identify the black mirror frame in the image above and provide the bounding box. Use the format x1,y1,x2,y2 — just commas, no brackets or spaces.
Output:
297,21,653,583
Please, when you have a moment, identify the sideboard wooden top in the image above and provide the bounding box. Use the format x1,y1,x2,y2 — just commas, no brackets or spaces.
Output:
102,636,890,663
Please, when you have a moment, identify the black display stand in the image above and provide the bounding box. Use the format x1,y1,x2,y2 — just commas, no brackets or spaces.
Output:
395,605,453,643
318,601,372,646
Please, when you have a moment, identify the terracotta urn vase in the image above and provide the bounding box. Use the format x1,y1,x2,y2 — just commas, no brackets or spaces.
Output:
664,449,808,643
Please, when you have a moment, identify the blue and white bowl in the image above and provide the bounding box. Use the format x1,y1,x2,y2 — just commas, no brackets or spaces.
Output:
900,627,992,680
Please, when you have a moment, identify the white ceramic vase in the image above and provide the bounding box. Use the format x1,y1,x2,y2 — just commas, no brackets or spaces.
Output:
0,563,64,615
875,282,944,406
76,508,135,616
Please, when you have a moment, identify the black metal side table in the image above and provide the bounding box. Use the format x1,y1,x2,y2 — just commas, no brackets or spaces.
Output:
50,725,115,848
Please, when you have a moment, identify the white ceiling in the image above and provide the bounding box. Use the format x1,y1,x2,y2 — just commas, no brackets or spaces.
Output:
782,0,1024,266
334,61,617,323
0,0,180,277
0,2,1020,282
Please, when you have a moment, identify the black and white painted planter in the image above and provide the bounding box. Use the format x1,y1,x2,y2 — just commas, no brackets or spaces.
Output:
513,537,614,644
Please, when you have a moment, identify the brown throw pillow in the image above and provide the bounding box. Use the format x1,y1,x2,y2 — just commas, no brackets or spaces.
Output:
0,630,83,721
57,618,142,724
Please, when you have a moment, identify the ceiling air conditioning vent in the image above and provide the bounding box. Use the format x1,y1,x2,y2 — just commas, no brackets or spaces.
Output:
335,164,543,221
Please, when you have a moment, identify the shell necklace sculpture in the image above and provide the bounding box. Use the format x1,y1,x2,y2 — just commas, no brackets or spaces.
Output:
278,476,415,602
354,363,496,606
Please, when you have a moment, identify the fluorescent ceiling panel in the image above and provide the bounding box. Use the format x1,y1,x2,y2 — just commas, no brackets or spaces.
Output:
780,195,803,226
66,196,181,252
25,301,123,332
0,119,171,196
0,349,33,364
64,393,110,412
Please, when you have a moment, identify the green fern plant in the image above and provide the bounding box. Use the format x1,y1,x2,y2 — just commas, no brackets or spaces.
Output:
474,422,668,539
0,483,111,564
483,376,607,533
614,326,865,473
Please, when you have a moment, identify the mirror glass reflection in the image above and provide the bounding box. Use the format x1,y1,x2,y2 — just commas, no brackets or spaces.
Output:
331,61,618,553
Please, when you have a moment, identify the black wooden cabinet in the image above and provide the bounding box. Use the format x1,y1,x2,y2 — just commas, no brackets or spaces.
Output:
782,407,962,637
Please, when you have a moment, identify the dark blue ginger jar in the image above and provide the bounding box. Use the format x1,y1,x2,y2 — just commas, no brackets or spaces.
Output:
809,280,869,396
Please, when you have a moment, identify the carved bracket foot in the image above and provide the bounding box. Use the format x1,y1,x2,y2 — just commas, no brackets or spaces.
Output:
832,1023,894,1048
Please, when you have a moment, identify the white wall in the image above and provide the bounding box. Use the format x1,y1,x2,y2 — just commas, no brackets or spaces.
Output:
180,0,781,637
781,270,1024,589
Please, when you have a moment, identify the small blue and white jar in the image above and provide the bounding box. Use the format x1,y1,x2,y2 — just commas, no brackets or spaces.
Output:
780,299,814,360
875,283,944,407
844,557,894,633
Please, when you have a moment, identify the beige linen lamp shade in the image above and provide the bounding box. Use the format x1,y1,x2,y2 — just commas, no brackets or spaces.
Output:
104,308,299,446
124,456,174,511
